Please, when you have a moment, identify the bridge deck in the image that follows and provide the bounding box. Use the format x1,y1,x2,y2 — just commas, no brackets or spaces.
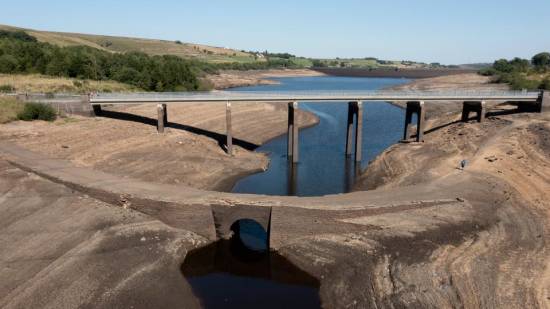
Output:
90,90,541,104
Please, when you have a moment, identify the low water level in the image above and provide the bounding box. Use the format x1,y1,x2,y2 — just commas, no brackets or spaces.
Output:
231,76,410,196
182,220,321,309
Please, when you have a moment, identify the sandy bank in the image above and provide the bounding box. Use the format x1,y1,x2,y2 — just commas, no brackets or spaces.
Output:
0,101,318,191
206,68,325,89
1,72,549,308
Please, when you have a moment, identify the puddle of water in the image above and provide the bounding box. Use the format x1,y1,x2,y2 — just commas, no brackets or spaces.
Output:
181,220,321,309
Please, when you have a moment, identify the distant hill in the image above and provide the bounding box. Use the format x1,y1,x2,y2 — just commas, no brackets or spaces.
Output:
458,63,492,70
0,24,259,64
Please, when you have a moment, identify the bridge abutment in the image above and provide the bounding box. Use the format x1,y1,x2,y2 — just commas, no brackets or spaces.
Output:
462,101,486,122
345,101,363,162
403,101,425,142
287,102,299,163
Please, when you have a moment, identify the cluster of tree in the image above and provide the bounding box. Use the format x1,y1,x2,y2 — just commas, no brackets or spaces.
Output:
0,30,307,91
0,30,37,42
0,31,205,91
481,52,550,90
213,58,300,70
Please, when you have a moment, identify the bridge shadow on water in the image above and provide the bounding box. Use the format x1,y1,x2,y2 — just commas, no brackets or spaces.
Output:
181,219,321,309
98,109,259,151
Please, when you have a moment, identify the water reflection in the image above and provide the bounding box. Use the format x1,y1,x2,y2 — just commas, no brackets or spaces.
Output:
182,240,321,309
231,76,410,197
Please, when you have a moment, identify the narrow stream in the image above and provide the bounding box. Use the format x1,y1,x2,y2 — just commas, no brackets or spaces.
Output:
182,76,412,308
231,76,411,196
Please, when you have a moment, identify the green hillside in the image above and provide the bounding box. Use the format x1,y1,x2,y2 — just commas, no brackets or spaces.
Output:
0,24,260,64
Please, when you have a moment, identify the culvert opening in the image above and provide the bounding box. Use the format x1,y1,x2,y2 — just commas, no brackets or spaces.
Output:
181,219,321,309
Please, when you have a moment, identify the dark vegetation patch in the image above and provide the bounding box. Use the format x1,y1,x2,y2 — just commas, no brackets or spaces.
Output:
0,84,15,93
480,52,550,90
0,30,301,92
17,102,57,121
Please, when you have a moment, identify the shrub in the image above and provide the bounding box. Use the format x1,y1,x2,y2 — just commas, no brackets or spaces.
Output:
540,78,550,90
0,84,15,93
175,40,182,45
17,103,57,121
532,52,550,68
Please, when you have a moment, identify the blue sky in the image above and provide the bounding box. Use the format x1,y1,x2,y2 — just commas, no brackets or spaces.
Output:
1,0,549,64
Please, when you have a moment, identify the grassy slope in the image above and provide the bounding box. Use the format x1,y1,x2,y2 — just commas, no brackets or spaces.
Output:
0,74,140,93
0,24,260,64
0,24,435,68
0,96,24,123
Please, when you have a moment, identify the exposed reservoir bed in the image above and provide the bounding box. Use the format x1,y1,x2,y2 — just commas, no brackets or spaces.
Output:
230,76,410,196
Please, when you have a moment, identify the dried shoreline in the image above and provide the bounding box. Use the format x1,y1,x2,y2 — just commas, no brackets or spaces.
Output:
1,73,549,308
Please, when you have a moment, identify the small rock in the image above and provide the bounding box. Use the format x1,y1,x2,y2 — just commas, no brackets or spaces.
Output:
61,145,69,149
140,237,146,242
456,197,465,202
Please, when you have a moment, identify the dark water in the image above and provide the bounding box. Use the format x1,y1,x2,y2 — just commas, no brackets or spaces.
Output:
182,220,321,309
231,76,410,196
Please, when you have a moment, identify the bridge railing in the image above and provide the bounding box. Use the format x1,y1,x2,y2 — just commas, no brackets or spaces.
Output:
90,90,541,104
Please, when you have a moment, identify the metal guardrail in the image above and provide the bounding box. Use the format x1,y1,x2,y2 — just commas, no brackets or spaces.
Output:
89,90,541,104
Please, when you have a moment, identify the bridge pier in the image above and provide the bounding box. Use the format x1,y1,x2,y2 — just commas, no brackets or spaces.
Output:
462,101,486,122
403,101,425,142
162,104,168,125
287,102,299,163
345,101,363,162
226,102,233,156
539,90,550,113
157,104,166,133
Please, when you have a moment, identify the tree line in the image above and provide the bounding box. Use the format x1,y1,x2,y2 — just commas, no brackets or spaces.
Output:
481,52,550,90
0,30,301,92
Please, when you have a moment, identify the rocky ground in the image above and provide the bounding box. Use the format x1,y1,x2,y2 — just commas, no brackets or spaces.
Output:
0,73,549,308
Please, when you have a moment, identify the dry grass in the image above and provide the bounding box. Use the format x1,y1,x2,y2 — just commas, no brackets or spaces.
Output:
0,74,140,93
0,24,257,63
0,96,24,123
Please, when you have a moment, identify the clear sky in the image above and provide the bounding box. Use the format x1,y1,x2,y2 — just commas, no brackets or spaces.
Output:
1,0,549,64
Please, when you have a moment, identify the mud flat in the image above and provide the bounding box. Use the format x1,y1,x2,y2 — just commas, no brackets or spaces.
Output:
0,102,317,191
1,74,549,308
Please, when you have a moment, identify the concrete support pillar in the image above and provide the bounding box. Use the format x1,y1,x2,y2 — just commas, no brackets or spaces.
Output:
157,104,165,133
346,102,355,156
162,104,168,125
287,102,299,163
403,101,425,142
287,162,298,196
539,90,550,113
226,102,233,156
355,101,363,162
345,101,363,162
462,101,486,123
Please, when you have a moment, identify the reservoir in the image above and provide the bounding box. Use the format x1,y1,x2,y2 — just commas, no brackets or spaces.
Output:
230,76,410,196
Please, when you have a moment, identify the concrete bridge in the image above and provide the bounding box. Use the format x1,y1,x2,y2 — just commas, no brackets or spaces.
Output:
89,90,548,163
